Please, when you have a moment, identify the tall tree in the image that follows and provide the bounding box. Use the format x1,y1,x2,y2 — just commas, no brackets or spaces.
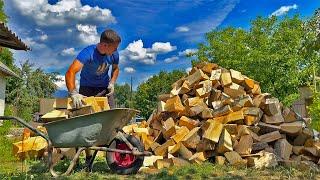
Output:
115,83,132,108
134,70,186,118
194,15,319,106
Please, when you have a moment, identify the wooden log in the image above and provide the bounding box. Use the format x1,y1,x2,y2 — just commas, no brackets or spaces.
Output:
201,63,219,74
157,101,166,113
262,113,284,124
224,124,238,135
243,76,255,90
226,110,244,123
263,98,281,116
230,69,244,84
196,80,213,97
143,155,163,167
224,83,246,98
185,69,209,86
196,139,215,152
212,100,223,110
258,122,281,134
39,98,55,115
172,126,190,143
182,127,201,149
252,142,269,152
208,88,222,104
200,108,214,119
280,121,303,135
168,142,181,154
236,125,260,142
234,135,253,155
221,71,232,86
178,143,193,160
224,151,247,166
282,107,297,123
163,117,175,130
178,116,199,130
252,83,261,95
213,105,232,117
217,129,233,154
189,152,206,164
154,159,173,169
210,69,222,81
215,156,226,165
41,109,68,122
252,93,271,108
154,139,175,157
164,95,185,112
185,96,205,107
158,94,171,102
244,115,258,126
259,131,282,143
188,105,206,116
274,139,292,160
171,157,191,167
13,136,48,160
203,119,224,143
292,146,303,155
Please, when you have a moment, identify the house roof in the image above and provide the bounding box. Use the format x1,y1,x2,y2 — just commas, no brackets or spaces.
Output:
0,61,18,78
0,22,30,50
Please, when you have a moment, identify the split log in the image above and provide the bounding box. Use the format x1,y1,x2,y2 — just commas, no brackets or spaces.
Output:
234,135,253,155
230,69,244,84
259,131,282,143
172,126,190,143
221,71,232,87
203,119,224,143
178,116,199,130
224,151,247,166
217,129,233,154
224,83,246,98
164,96,185,112
274,139,292,160
185,69,209,86
182,127,201,149
280,121,303,135
154,139,175,157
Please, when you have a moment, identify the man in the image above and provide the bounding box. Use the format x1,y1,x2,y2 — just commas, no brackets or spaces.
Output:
65,29,121,109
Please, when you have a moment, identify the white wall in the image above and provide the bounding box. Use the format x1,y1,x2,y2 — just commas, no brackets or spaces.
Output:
0,73,5,116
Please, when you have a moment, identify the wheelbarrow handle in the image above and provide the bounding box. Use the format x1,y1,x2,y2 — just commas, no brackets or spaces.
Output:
0,116,50,142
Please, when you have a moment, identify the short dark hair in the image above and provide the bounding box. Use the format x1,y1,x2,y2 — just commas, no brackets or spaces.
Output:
100,29,121,44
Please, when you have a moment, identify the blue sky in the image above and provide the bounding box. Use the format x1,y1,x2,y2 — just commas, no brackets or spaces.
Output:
3,0,320,91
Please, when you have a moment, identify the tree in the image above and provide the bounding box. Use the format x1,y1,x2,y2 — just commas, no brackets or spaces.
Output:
193,15,319,106
5,61,60,121
115,83,132,108
134,70,186,118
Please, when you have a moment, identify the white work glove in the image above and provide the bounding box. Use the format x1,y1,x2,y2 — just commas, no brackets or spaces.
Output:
69,89,84,109
107,82,114,95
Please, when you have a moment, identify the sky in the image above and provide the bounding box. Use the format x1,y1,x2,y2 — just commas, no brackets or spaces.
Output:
3,0,320,92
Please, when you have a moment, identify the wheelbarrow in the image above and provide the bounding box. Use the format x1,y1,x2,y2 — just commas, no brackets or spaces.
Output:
0,108,152,177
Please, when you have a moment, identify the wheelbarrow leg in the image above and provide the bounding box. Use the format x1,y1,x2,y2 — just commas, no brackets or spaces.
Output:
49,147,86,177
86,150,98,172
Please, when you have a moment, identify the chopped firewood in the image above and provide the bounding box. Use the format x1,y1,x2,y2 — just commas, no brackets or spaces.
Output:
154,139,175,156
280,121,303,135
172,126,190,143
253,152,278,169
263,98,281,116
168,142,181,154
262,113,284,124
282,107,297,123
203,119,224,143
230,69,244,84
143,156,163,167
212,101,223,110
234,135,253,155
186,69,209,86
213,105,233,117
196,139,215,152
252,142,269,152
158,94,171,102
259,131,282,143
224,83,246,98
154,159,173,169
244,115,258,126
226,110,244,123
224,124,238,135
171,157,190,167
243,76,255,90
252,93,271,108
201,63,218,74
200,108,214,119
292,146,304,155
189,152,206,164
258,122,280,134
217,129,233,154
150,142,161,152
209,89,222,103
41,109,68,122
157,101,166,113
301,147,320,157
178,143,193,160
221,71,232,87
13,136,48,160
252,83,261,95
178,116,199,130
164,95,185,112
274,139,292,160
215,156,226,165
210,69,222,81
182,127,201,149
224,151,247,166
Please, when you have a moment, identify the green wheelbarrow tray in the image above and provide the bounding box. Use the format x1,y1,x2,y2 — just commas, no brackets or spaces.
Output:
44,108,138,148
0,108,152,177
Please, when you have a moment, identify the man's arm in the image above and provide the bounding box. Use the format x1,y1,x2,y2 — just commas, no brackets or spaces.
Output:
65,59,83,92
110,64,119,84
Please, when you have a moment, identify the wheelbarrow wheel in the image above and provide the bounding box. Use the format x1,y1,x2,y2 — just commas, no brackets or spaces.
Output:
107,135,144,174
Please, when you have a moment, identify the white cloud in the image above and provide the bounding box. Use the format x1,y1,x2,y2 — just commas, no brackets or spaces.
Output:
10,0,116,26
40,34,48,41
55,74,79,90
151,42,177,53
270,4,298,17
186,67,192,73
67,28,73,33
124,67,136,73
178,48,198,56
175,26,190,32
164,56,179,63
120,40,177,65
76,24,99,45
61,48,76,56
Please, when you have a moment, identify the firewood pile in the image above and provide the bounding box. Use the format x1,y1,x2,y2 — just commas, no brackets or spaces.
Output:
123,63,320,170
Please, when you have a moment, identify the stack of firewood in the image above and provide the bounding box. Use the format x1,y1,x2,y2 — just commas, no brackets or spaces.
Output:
123,63,320,170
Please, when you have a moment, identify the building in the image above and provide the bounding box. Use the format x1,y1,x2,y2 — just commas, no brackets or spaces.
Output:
0,22,29,116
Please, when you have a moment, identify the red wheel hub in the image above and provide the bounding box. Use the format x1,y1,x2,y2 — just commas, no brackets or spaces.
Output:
113,142,136,167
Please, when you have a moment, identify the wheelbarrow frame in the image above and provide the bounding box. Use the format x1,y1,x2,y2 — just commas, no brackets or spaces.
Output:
0,108,152,177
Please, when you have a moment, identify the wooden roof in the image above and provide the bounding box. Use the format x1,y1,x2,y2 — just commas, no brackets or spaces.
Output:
0,22,29,50
0,61,18,78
